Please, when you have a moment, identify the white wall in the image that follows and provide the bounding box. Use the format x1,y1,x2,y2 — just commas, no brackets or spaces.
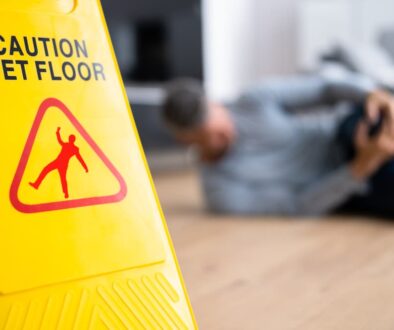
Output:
202,0,260,101
356,0,394,43
297,0,394,70
255,0,299,77
203,0,394,101
203,0,300,101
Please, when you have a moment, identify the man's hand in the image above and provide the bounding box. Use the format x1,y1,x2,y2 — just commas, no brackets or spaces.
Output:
351,114,394,180
365,90,394,131
351,90,394,180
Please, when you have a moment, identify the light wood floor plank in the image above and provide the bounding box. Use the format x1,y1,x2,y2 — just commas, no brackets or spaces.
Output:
154,170,394,330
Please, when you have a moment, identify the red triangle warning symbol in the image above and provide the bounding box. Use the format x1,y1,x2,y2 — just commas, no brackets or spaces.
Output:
10,98,128,213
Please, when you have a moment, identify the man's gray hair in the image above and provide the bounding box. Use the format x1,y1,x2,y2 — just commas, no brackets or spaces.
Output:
163,79,207,130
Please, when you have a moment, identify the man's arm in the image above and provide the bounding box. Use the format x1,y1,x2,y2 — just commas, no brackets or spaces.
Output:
297,106,394,215
56,127,65,146
76,152,89,173
241,71,375,111
295,166,367,215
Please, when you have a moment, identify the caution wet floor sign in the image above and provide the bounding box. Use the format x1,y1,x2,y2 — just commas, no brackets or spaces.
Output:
0,1,196,329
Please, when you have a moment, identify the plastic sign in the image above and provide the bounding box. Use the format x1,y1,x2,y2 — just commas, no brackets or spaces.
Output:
0,1,196,329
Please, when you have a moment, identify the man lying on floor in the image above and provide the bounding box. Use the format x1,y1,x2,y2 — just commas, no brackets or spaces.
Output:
163,71,394,217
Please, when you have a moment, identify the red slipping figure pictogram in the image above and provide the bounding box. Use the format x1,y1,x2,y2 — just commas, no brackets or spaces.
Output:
29,127,89,199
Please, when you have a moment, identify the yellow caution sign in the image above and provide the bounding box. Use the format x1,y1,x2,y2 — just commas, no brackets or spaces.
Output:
0,1,197,329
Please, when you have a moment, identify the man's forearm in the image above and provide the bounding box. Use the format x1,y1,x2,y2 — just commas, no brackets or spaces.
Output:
56,131,64,145
296,165,368,215
323,70,375,104
243,71,375,111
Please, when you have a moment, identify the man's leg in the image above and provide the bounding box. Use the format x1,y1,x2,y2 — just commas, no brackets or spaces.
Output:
337,105,394,216
29,161,57,189
59,168,69,199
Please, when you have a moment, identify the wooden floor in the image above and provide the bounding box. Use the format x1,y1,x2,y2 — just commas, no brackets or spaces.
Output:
153,170,394,330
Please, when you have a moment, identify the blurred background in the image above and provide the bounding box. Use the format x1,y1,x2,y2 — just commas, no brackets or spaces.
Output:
102,0,394,170
100,1,394,328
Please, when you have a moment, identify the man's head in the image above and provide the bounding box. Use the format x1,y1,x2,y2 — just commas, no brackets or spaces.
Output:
69,134,76,143
163,79,236,162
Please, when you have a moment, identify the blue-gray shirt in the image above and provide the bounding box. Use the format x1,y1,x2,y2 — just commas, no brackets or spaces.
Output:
202,72,374,216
